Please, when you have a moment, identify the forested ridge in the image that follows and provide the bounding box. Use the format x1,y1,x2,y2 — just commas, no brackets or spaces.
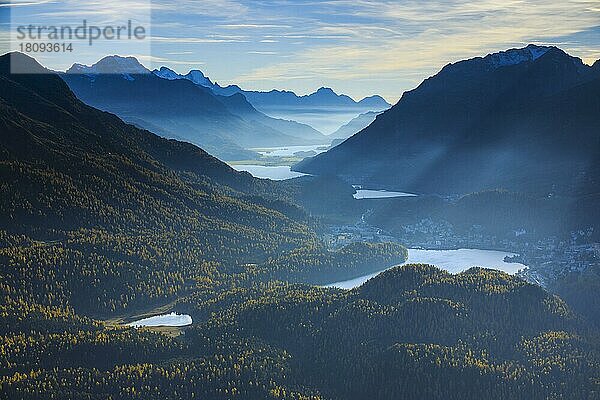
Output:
2,266,598,399
0,53,598,399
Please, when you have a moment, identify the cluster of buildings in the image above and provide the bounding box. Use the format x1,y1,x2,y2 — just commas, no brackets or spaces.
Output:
323,214,399,249
399,220,598,287
324,214,598,288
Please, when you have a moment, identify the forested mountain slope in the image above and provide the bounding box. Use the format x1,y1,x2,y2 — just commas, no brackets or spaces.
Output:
0,52,402,316
2,259,598,399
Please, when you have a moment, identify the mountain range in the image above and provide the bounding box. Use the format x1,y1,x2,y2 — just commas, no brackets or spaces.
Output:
0,52,280,218
154,66,391,134
296,45,600,195
61,56,328,160
154,66,390,111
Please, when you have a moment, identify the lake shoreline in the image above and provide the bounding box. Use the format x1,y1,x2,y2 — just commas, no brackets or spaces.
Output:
323,248,528,289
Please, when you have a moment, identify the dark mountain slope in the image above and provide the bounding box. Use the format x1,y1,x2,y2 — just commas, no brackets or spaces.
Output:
0,54,261,193
296,45,600,195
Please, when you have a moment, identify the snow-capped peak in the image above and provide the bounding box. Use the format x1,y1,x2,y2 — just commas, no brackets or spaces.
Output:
153,66,183,81
184,70,213,87
485,45,551,69
68,55,149,75
152,66,215,89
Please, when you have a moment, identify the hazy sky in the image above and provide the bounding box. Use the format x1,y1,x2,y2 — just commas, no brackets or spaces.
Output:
1,0,599,102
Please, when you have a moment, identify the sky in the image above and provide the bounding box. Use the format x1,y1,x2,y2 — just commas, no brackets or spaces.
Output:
1,0,599,102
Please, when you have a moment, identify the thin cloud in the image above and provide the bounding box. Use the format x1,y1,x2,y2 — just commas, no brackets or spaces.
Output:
150,36,248,43
4,0,599,100
0,0,55,7
232,0,600,100
219,24,292,29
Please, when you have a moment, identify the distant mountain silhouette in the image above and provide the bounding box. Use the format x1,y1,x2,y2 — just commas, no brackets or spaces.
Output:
61,56,327,160
68,55,150,76
296,45,600,195
230,88,390,134
154,66,390,111
153,66,390,133
154,66,242,96
329,111,383,140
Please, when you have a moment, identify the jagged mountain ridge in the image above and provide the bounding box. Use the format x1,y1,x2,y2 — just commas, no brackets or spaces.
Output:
153,66,390,110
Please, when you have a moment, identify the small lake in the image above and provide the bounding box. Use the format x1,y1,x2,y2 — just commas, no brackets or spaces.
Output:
325,248,527,289
230,145,331,180
128,312,193,328
232,165,309,180
353,190,418,199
